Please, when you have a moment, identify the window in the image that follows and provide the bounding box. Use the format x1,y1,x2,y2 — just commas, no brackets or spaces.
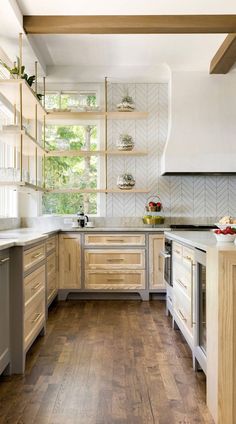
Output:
42,90,102,215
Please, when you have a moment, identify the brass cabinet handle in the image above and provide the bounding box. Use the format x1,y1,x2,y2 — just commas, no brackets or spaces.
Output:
31,312,43,324
107,258,124,262
176,278,187,290
107,278,124,282
178,309,187,322
68,253,71,271
107,239,125,242
32,282,41,291
183,255,192,262
191,261,196,327
174,249,181,255
32,252,43,259
0,257,10,264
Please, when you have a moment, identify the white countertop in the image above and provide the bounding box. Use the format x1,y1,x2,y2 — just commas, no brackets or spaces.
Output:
0,226,169,251
165,230,236,252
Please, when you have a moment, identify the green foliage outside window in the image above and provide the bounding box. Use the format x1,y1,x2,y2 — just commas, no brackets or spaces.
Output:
42,124,98,215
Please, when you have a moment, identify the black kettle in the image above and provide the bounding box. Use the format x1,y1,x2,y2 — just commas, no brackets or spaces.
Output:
77,211,89,228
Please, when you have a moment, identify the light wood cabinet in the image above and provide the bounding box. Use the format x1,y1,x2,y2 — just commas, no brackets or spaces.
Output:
23,243,46,272
59,233,81,289
85,270,145,290
85,249,145,270
84,233,145,246
149,235,165,290
0,250,10,375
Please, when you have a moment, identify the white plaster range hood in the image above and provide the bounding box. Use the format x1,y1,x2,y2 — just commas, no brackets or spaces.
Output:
161,70,236,175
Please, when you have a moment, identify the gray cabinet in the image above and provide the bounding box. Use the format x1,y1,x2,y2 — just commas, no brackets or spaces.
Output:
0,249,10,375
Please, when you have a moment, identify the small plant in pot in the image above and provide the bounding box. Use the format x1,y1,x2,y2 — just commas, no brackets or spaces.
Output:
117,173,135,190
0,57,44,102
116,133,134,151
117,95,135,112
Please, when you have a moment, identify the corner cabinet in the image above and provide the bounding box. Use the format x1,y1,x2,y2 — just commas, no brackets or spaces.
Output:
149,235,165,291
0,250,10,375
59,233,81,290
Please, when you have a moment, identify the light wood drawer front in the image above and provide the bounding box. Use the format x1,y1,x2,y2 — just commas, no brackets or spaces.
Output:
85,249,145,269
85,270,145,290
24,292,45,350
174,283,193,336
47,277,57,304
24,265,45,306
24,243,45,272
172,242,183,260
46,236,56,253
84,234,145,246
47,253,56,278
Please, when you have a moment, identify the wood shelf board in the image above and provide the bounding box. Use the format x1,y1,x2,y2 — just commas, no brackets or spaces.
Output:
47,111,105,121
0,129,48,156
0,79,46,121
48,188,149,194
46,150,105,157
46,111,148,121
46,149,147,157
0,181,47,192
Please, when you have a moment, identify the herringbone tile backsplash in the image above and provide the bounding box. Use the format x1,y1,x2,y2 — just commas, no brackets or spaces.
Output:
106,83,236,220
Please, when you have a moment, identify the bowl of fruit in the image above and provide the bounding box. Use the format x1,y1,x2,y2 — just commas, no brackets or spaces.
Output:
214,226,236,243
145,196,162,212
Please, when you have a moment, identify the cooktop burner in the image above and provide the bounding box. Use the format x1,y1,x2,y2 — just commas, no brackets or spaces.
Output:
170,224,217,231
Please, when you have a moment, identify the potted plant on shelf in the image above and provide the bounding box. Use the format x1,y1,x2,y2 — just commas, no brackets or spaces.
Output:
0,57,44,101
116,133,134,151
117,94,135,112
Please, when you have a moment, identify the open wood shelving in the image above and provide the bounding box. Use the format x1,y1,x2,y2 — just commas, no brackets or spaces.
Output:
46,149,147,157
0,129,48,156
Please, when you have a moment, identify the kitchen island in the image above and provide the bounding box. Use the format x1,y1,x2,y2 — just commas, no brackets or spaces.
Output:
165,230,236,424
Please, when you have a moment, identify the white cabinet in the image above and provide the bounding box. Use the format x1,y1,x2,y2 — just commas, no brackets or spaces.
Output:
172,241,195,351
0,250,10,375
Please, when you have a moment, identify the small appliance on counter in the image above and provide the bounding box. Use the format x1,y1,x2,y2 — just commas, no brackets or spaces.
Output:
72,211,89,228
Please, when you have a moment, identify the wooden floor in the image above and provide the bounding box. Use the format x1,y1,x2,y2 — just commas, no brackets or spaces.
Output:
0,300,213,424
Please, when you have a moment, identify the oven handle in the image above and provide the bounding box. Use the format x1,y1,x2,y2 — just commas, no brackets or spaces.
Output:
160,251,171,259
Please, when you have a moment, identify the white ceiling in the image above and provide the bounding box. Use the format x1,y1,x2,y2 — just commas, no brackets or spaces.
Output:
15,0,236,15
0,0,235,82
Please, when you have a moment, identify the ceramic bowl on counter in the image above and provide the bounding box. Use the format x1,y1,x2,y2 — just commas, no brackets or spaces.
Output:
214,233,236,243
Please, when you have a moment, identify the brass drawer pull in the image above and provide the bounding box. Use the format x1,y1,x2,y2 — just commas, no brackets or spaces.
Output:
32,252,43,259
0,257,10,264
178,309,187,322
174,249,181,255
31,312,43,324
107,278,124,282
107,258,124,262
32,282,41,291
183,255,192,261
176,278,187,290
107,239,125,242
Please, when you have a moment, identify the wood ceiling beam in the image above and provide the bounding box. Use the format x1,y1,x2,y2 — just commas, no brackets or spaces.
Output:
23,15,236,35
210,33,236,74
